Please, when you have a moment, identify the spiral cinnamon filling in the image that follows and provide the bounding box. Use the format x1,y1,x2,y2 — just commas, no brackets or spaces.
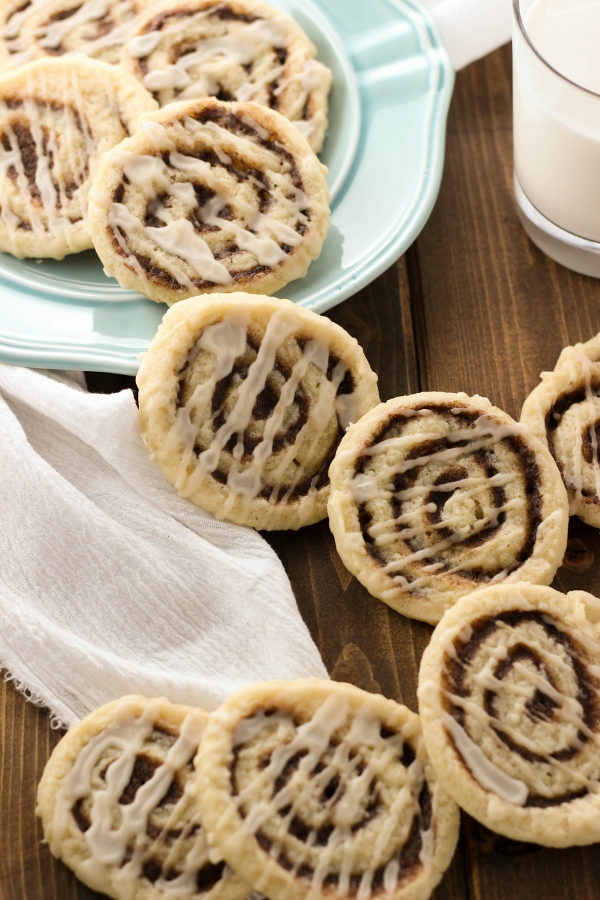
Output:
64,716,230,891
194,105,303,188
40,4,115,55
0,96,90,225
71,753,189,828
135,4,261,75
544,380,600,499
108,105,310,289
175,334,350,500
442,610,600,807
124,1,323,138
133,6,289,109
356,406,542,587
228,708,432,894
1,0,34,55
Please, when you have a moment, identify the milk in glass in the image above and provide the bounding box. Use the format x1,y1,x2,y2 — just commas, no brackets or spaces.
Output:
513,0,600,247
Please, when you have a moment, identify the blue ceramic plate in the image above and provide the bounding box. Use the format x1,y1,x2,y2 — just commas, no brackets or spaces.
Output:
0,0,454,374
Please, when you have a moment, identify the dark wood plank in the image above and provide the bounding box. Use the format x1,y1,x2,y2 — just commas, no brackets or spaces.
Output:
0,676,104,900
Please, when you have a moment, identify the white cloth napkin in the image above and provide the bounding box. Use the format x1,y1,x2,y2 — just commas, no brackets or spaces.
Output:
424,0,512,70
0,365,327,729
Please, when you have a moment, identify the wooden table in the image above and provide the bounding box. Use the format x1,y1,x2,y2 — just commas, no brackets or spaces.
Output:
4,41,600,899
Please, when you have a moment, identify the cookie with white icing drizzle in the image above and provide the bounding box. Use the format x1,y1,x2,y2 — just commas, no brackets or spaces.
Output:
418,582,600,847
195,678,460,900
121,0,331,152
36,695,251,899
0,55,157,258
0,0,155,68
327,391,569,625
87,96,330,303
521,332,600,527
0,0,39,65
136,293,379,530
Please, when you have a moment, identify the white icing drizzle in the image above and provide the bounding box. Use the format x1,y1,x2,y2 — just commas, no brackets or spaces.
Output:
50,701,218,897
196,307,300,476
135,18,287,97
548,341,600,507
122,3,329,146
1,0,38,61
147,219,233,283
228,694,431,897
442,713,528,806
432,606,600,806
4,0,149,64
0,58,147,256
127,28,161,56
105,113,324,292
162,305,359,514
4,1,34,42
0,72,94,251
350,409,548,595
39,0,110,49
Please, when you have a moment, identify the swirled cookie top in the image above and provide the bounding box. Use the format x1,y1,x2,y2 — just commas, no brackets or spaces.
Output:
121,0,331,150
197,681,458,900
163,303,367,505
43,698,242,897
327,392,569,624
419,586,600,813
0,56,156,256
90,100,329,299
0,0,154,66
521,333,600,520
344,399,555,592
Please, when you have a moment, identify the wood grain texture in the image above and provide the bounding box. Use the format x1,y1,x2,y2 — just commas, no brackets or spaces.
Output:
4,39,600,900
0,675,104,900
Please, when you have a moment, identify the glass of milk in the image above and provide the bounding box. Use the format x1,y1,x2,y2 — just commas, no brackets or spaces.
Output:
513,0,600,276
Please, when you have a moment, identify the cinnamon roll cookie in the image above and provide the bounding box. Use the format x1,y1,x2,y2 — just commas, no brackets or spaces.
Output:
195,678,460,900
136,293,379,530
327,392,569,625
521,333,600,527
0,0,38,66
36,695,251,899
0,0,154,68
87,97,330,303
418,582,600,847
0,55,156,258
121,0,332,152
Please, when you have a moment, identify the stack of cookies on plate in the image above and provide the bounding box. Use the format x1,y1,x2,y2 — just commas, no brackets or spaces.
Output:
0,0,331,298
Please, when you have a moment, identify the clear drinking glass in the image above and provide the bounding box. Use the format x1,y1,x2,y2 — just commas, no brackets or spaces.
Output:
513,0,600,276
